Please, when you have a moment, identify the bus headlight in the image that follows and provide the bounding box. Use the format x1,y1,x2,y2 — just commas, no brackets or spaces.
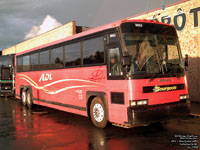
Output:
130,99,148,106
130,101,136,106
180,95,189,100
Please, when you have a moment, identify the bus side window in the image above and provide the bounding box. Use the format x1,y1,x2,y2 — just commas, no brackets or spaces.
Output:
17,56,23,72
65,42,81,67
51,46,64,69
30,53,39,71
40,50,50,70
83,36,104,65
109,48,122,76
23,55,30,71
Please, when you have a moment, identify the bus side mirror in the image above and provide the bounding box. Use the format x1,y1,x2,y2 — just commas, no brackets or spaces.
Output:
122,52,131,67
184,54,189,67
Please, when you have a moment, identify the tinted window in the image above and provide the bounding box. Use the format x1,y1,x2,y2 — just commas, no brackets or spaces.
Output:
109,47,122,76
83,36,104,65
17,57,23,72
1,68,10,80
121,22,177,36
51,46,64,69
0,55,13,68
40,50,50,70
31,53,39,71
23,55,30,71
108,33,119,44
65,43,81,67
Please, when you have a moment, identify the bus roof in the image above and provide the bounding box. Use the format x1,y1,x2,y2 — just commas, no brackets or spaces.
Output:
16,19,173,56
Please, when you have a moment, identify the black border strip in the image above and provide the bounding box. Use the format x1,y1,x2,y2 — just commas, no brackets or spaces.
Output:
33,98,86,111
143,84,185,93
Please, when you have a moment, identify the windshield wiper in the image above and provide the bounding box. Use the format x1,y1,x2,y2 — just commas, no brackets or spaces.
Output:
149,71,165,81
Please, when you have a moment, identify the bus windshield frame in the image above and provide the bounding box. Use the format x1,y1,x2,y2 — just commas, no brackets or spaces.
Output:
120,22,184,79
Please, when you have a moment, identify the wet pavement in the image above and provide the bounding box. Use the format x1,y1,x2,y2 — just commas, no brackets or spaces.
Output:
191,102,200,115
0,97,199,150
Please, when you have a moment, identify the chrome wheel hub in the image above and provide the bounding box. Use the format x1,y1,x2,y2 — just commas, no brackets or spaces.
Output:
93,103,104,122
27,93,31,105
22,92,26,103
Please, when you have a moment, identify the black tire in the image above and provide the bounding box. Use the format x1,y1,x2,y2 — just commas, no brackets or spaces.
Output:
26,89,33,109
90,97,108,128
21,89,27,106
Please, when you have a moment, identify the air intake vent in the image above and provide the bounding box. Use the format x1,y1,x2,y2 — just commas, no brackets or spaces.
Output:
111,92,124,104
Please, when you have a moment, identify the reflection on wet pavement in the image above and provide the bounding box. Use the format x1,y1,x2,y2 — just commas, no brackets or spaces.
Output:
0,97,199,150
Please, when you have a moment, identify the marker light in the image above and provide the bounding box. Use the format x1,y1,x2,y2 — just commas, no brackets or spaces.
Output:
180,95,189,100
137,100,148,105
130,99,148,107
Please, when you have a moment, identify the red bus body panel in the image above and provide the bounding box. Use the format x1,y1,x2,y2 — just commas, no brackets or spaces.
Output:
15,66,130,124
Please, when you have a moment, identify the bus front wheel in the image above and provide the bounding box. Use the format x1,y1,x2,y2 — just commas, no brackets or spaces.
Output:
90,97,108,128
21,89,27,106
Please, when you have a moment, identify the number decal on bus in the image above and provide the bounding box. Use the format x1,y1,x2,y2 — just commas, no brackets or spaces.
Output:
75,89,83,100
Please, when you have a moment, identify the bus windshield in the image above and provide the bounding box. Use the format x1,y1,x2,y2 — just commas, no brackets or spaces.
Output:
121,22,184,76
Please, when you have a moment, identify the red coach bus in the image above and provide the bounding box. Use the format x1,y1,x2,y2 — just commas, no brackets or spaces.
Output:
15,19,190,128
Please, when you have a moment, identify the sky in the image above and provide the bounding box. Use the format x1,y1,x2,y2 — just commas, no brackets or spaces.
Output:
0,0,183,50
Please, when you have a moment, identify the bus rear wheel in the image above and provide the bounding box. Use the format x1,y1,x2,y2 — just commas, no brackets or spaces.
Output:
90,97,108,128
26,89,33,109
21,89,27,106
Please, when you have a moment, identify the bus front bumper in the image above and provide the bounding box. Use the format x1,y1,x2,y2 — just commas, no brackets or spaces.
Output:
0,90,14,96
0,82,14,96
126,100,190,127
